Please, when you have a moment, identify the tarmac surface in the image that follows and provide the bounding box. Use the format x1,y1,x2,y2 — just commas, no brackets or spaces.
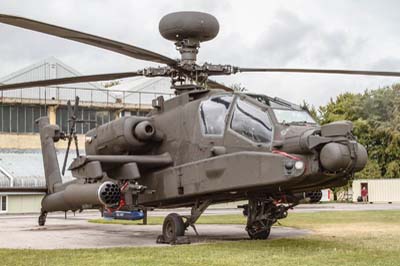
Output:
0,203,398,249
0,213,309,249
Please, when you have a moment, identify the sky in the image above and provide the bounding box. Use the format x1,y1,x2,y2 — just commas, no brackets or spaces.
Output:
1,0,400,107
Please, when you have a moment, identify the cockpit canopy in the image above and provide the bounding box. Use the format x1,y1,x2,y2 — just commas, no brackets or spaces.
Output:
199,94,273,144
248,93,317,125
230,99,273,143
198,93,316,146
273,109,316,124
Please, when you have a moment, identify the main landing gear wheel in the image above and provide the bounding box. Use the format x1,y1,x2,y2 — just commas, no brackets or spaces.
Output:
161,213,185,244
242,198,290,240
247,222,271,240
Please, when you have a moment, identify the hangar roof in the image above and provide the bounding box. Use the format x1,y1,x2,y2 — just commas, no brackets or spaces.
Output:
0,57,173,105
0,57,103,90
0,150,74,188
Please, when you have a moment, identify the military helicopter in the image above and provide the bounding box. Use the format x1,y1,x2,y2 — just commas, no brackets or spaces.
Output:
1,11,399,244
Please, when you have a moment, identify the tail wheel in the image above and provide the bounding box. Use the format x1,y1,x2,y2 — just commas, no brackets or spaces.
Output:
38,212,47,226
162,213,185,243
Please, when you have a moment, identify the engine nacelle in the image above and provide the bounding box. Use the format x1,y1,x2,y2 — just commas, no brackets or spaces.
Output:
85,117,160,155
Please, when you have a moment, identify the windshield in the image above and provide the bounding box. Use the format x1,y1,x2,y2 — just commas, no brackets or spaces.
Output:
200,95,233,135
231,99,273,143
273,109,316,124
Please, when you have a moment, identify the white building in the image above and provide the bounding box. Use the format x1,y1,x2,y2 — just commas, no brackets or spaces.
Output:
352,179,400,203
0,150,74,214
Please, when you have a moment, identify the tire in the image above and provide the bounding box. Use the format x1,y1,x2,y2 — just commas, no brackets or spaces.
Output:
38,213,46,226
247,222,271,240
162,213,185,243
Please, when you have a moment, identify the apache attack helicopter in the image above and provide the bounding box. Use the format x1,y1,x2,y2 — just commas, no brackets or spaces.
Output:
1,11,400,244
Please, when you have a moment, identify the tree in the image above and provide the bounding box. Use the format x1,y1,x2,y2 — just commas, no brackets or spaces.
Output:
355,160,382,179
318,84,400,179
301,100,320,123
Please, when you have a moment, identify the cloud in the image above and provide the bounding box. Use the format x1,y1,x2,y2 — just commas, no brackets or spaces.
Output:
372,57,400,71
0,0,399,107
253,10,315,66
251,9,365,67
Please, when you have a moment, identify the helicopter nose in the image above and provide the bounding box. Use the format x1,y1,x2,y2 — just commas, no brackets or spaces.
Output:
319,142,367,172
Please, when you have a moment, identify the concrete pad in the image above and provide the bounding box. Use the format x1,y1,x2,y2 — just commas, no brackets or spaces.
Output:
0,213,309,249
3,203,397,249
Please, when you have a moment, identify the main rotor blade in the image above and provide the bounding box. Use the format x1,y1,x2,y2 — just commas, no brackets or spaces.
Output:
206,79,233,92
236,68,400,77
0,72,142,91
0,14,177,66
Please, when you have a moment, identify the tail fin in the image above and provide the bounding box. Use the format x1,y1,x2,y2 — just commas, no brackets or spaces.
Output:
37,117,63,193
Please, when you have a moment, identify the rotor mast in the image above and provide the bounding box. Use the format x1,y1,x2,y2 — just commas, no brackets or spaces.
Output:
175,38,200,66
158,11,222,91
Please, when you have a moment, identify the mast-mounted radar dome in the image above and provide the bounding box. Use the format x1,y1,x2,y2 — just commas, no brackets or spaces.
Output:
159,11,219,65
159,11,219,42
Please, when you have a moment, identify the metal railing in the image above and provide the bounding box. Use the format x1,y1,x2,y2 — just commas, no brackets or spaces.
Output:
0,86,175,109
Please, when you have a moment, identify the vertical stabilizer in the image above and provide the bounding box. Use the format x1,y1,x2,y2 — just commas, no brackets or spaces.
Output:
37,117,63,193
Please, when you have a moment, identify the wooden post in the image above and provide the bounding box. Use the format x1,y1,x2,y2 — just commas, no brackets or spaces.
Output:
143,208,148,225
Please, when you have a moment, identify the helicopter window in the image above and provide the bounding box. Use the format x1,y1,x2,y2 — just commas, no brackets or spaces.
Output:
200,95,233,135
230,99,273,143
273,109,316,124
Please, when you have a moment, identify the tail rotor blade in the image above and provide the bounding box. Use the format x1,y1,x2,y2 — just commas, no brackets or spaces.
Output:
73,96,80,119
61,137,72,176
73,97,80,157
62,97,80,176
67,100,72,131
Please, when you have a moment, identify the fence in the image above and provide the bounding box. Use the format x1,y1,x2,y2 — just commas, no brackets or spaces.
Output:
0,86,175,108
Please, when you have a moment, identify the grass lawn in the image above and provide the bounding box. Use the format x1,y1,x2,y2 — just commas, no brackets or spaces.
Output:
1,210,400,266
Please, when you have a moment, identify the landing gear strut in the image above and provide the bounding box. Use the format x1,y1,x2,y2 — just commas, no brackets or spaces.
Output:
241,198,290,240
157,200,211,244
38,211,47,226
